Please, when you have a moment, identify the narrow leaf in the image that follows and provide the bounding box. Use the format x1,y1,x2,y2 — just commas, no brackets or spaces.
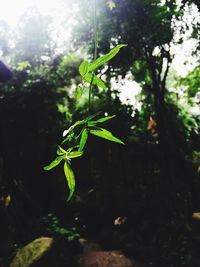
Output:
88,115,116,126
44,157,63,171
93,75,107,89
68,151,84,159
83,112,101,123
57,148,64,156
73,120,85,128
87,121,97,127
58,146,67,154
83,73,107,89
79,60,89,76
79,128,88,151
64,161,75,201
96,127,113,135
63,120,85,140
95,115,116,123
89,128,125,145
88,44,127,72
62,113,100,144
62,133,74,144
63,125,74,137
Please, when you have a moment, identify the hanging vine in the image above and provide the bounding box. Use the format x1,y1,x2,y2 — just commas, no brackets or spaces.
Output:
44,0,127,201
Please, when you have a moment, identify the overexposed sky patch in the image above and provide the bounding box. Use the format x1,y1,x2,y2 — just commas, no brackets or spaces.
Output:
0,0,65,26
171,39,199,76
0,0,74,54
111,73,142,108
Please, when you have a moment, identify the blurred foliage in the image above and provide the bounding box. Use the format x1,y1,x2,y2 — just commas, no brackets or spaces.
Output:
72,0,200,168
42,213,79,241
178,66,200,97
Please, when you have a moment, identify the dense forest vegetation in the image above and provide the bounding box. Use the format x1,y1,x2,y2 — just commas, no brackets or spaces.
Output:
0,0,200,266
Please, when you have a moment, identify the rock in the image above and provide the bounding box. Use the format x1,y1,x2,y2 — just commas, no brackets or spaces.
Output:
79,250,138,267
77,238,141,267
9,237,53,267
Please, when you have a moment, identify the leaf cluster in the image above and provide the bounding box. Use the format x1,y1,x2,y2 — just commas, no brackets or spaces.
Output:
44,44,126,201
42,213,79,241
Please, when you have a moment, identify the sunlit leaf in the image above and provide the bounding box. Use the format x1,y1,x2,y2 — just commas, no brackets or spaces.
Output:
89,127,125,145
79,60,89,77
88,115,116,126
57,148,64,156
83,73,107,89
62,113,101,144
83,112,101,123
57,146,67,155
95,115,116,123
87,121,97,127
63,120,85,137
68,151,84,158
64,161,75,201
63,125,74,137
79,128,88,151
62,133,75,144
88,44,127,72
73,120,86,128
44,157,63,170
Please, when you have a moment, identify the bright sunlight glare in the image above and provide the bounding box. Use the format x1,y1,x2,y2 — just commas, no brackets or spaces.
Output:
0,0,66,27
0,0,74,55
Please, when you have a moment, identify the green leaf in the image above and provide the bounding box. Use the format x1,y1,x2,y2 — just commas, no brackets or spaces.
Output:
44,157,63,170
79,128,88,151
87,121,97,127
83,112,101,123
64,161,75,201
57,149,64,156
62,133,74,144
83,73,107,89
62,113,100,144
57,146,67,155
63,125,74,137
68,151,84,159
88,115,116,126
79,60,89,77
63,120,85,137
88,44,127,72
89,127,125,145
95,115,116,123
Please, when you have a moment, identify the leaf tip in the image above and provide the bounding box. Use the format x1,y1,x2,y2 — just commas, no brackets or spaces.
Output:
67,194,73,202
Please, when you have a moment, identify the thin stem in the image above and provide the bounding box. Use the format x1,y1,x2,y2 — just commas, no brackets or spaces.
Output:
88,0,98,114
93,0,98,61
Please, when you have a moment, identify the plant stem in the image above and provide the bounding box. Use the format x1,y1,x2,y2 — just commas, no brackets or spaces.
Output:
88,0,98,114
